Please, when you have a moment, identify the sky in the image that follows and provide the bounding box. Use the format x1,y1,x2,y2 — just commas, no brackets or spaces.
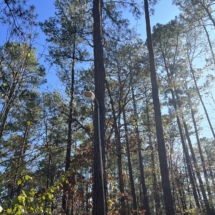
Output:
0,0,214,140
24,0,180,90
0,0,180,90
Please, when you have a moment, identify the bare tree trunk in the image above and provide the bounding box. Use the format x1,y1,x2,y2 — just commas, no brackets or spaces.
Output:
204,147,215,197
188,60,215,140
0,79,20,139
178,116,201,209
166,83,201,210
122,108,138,214
173,71,211,213
143,1,175,214
198,1,215,28
92,0,107,213
183,122,214,215
62,32,76,214
105,80,125,214
199,19,215,66
183,76,214,205
175,171,187,214
190,108,213,205
162,46,201,211
146,102,161,215
132,87,151,215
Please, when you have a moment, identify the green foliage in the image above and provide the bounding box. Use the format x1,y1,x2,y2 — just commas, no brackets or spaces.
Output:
0,0,37,38
0,0,215,214
1,176,58,214
184,208,200,215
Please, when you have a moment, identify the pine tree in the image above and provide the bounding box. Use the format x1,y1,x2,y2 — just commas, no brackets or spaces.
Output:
143,1,175,214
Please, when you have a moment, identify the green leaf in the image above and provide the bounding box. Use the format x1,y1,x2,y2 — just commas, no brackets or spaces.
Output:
47,193,53,200
17,179,22,185
17,210,22,215
30,207,34,211
7,208,12,214
24,175,32,181
18,195,25,203
22,190,27,197
50,188,55,193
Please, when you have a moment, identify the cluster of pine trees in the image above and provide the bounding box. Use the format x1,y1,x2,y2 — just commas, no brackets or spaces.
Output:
0,0,215,214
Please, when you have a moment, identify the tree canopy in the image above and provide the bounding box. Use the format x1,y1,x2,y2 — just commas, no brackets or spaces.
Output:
0,0,215,214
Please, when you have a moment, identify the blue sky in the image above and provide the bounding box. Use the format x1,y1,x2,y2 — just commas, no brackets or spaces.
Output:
25,0,180,89
0,0,180,90
27,0,180,37
0,0,214,139
26,0,180,50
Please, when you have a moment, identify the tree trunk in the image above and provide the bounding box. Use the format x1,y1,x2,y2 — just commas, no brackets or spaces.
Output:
175,172,187,214
132,87,151,215
146,102,161,215
166,82,201,210
190,108,214,206
199,19,215,66
62,32,76,214
183,122,214,215
178,117,201,208
170,89,201,209
198,1,215,28
122,108,138,214
184,76,214,206
106,79,125,214
172,70,211,213
0,79,19,139
162,46,201,211
143,1,175,214
188,60,215,140
92,0,107,213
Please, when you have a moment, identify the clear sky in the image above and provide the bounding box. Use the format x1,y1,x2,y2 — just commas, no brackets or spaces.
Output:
0,0,214,140
24,0,180,89
137,1,180,36
0,0,179,89
26,0,180,49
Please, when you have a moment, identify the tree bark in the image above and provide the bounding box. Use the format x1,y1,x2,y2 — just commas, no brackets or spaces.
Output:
92,0,107,213
183,122,214,215
62,31,76,214
198,1,215,28
132,87,151,215
146,102,161,215
106,79,125,214
175,171,187,214
190,106,213,207
143,1,175,214
183,76,213,205
0,77,20,139
188,60,215,140
169,88,201,210
122,108,138,214
199,19,215,66
162,45,201,211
